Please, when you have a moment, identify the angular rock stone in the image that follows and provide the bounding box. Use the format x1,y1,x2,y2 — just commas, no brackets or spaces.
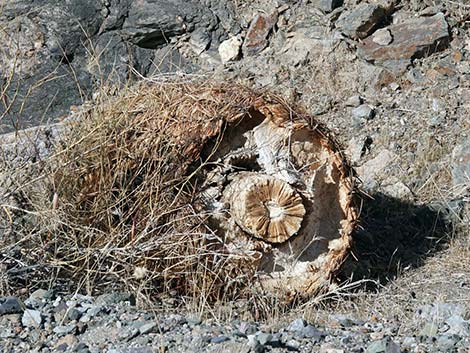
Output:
287,318,307,332
189,28,212,55
358,13,450,64
121,0,216,49
312,0,344,13
357,149,396,189
451,141,470,196
21,309,42,328
219,36,242,63
0,297,23,315
352,104,375,120
345,95,363,107
372,28,393,46
335,4,386,39
242,13,277,56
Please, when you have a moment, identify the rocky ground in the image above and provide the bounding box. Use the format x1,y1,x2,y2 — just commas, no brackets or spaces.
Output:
1,0,469,352
0,287,470,353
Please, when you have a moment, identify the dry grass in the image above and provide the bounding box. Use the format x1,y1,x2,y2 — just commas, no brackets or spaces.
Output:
0,78,269,305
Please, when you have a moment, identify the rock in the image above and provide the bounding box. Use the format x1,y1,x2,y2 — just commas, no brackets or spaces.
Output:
372,28,393,46
0,297,23,315
419,322,439,337
358,13,450,64
451,141,470,196
21,309,42,328
256,332,272,345
247,334,264,353
436,335,460,351
352,104,375,120
446,315,470,337
138,322,156,334
312,0,344,13
53,324,77,335
345,95,363,107
279,31,335,67
237,322,257,336
356,150,396,189
190,28,212,55
287,318,307,332
335,4,386,39
121,0,215,48
383,180,412,199
329,314,363,327
389,82,400,91
300,325,324,341
285,339,301,350
219,36,242,63
211,335,230,344
366,338,400,353
66,308,82,322
243,13,277,56
95,292,134,306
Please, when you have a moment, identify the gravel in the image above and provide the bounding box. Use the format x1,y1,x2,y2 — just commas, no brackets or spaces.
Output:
1,291,470,352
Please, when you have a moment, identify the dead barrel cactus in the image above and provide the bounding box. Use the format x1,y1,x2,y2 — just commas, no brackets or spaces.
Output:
196,95,357,298
54,80,357,300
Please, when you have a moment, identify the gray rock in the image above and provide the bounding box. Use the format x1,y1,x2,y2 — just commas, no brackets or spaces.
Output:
121,0,216,48
346,95,363,107
66,308,82,322
211,335,230,344
335,4,386,39
138,322,156,334
451,141,470,196
256,332,272,345
312,0,344,13
419,322,439,337
247,334,264,353
366,338,400,353
95,292,134,306
352,104,375,120
189,28,212,55
53,324,77,335
285,339,301,350
436,334,460,351
0,297,23,315
287,318,307,332
22,309,42,328
299,325,324,341
446,315,470,337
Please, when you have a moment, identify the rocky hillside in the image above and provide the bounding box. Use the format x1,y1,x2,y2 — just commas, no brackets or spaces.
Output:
0,0,469,352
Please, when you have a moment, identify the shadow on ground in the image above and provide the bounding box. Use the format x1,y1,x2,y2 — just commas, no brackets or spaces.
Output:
340,192,453,286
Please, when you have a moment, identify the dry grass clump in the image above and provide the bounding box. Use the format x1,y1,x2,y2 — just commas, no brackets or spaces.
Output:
1,79,265,302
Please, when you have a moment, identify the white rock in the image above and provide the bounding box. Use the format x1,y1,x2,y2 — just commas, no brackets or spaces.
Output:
372,28,393,46
22,309,42,328
218,36,242,63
